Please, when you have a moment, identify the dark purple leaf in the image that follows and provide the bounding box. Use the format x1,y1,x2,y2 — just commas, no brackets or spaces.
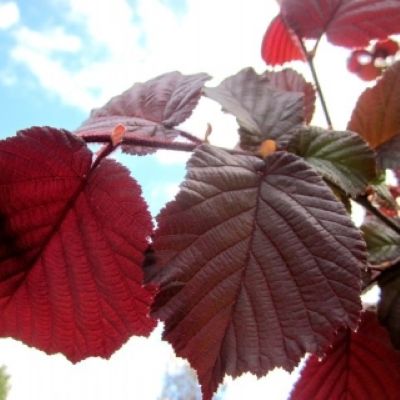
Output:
148,145,365,400
263,69,316,124
76,71,210,154
204,68,304,152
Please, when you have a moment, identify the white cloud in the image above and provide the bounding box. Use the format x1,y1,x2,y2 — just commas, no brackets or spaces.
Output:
0,1,19,30
0,324,175,400
151,182,180,202
8,0,277,112
14,26,82,53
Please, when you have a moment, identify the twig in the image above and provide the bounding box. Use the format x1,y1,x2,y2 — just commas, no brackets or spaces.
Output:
300,39,333,129
82,134,199,152
175,129,203,144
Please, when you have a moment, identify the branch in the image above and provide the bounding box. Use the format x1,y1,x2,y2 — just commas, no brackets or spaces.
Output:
175,129,203,144
82,134,199,152
300,40,333,129
355,194,400,236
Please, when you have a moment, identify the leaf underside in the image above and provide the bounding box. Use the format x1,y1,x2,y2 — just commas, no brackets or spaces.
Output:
281,0,400,48
263,69,315,124
290,311,400,400
75,71,210,155
0,127,155,362
287,127,376,197
348,61,400,149
148,145,365,400
204,67,304,152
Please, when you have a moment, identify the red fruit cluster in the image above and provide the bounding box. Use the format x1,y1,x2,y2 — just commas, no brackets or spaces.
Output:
347,39,399,81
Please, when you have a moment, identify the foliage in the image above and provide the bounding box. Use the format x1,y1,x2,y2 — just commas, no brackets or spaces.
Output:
0,366,10,400
1,0,400,399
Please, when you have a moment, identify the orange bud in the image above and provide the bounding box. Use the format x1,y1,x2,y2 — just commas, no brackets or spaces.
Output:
111,123,126,146
258,139,277,158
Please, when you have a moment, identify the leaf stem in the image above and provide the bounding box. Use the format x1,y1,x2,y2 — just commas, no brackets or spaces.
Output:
82,134,199,152
300,40,333,129
91,142,118,170
175,129,203,144
355,194,400,236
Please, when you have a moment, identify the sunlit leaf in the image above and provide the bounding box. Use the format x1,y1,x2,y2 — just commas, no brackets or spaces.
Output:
0,127,155,362
148,145,365,400
290,311,400,400
261,14,305,66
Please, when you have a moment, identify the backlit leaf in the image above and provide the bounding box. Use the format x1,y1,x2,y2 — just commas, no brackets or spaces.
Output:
290,311,400,400
204,68,304,152
263,69,316,124
261,14,306,66
378,262,400,349
287,127,376,197
281,0,400,48
148,145,365,400
362,219,400,264
76,71,210,154
0,127,155,362
348,60,400,148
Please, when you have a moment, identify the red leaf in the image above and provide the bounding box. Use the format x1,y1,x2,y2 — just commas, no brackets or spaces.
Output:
290,311,400,400
148,145,365,400
348,60,400,148
281,0,400,48
261,14,305,66
75,72,210,155
0,127,155,362
263,69,316,123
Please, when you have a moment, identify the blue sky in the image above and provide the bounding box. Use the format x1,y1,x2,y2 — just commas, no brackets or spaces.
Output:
0,1,369,399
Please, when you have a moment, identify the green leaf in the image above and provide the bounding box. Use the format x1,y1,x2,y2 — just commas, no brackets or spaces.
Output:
203,67,304,152
370,172,398,211
362,219,400,264
287,127,376,197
